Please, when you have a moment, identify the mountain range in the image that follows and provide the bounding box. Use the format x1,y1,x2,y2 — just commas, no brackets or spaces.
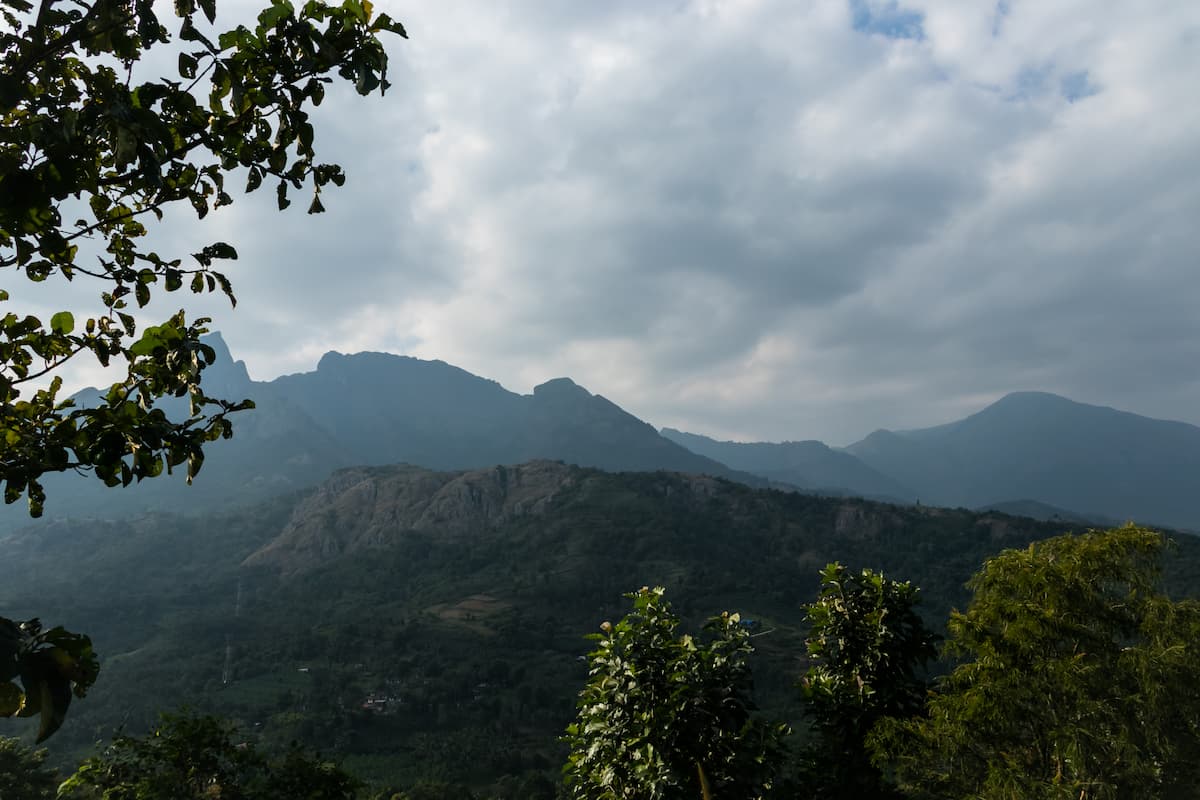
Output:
2,335,766,531
6,335,1200,790
6,335,1199,532
667,392,1200,530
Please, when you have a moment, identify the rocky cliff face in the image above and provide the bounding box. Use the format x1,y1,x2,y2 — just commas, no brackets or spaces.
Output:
242,461,582,574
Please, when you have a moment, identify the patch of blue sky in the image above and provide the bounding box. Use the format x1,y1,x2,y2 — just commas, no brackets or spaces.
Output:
1061,70,1099,102
849,0,924,40
1001,66,1100,103
1010,64,1052,100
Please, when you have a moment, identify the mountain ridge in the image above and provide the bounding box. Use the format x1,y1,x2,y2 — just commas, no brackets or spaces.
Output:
843,391,1200,530
9,337,1200,533
659,427,915,503
1,337,768,531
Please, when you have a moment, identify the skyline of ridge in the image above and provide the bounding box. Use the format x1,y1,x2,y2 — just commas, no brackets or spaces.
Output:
186,332,1200,450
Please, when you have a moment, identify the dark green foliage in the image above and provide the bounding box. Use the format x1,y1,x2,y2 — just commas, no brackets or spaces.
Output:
8,463,1198,791
0,617,98,742
799,564,937,798
58,711,359,799
872,525,1200,799
0,0,404,516
0,736,58,799
391,781,479,800
563,587,788,800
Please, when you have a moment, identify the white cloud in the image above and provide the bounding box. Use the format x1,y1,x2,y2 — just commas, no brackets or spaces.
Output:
28,0,1200,445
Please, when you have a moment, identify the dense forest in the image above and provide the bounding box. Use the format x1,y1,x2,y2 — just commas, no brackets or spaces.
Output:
4,464,1200,797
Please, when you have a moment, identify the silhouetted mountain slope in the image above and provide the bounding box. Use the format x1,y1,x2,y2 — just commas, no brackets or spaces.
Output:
1,336,760,531
268,350,526,469
660,428,915,502
265,353,763,483
514,379,755,477
847,392,1200,530
11,339,1200,534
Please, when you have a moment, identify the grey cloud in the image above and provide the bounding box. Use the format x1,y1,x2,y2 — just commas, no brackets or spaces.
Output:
52,0,1192,447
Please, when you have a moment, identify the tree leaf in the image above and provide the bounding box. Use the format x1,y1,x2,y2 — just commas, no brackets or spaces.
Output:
0,681,23,716
49,311,74,334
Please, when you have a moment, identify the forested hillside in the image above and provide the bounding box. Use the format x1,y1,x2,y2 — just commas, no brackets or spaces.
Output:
4,463,1198,794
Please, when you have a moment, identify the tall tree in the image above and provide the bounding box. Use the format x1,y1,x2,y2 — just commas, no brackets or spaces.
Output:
0,0,404,740
799,563,937,799
871,525,1200,800
563,586,788,800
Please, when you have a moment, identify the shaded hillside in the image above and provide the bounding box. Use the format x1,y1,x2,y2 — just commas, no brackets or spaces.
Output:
7,462,1198,791
243,461,574,574
847,392,1200,530
661,427,915,502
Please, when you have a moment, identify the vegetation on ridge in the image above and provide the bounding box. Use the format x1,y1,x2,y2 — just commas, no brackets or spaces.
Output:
3,459,1200,796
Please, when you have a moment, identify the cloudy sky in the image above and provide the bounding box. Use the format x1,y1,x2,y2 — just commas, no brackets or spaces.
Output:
25,0,1200,446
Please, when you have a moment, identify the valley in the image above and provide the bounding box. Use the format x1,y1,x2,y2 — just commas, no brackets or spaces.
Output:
5,458,1200,794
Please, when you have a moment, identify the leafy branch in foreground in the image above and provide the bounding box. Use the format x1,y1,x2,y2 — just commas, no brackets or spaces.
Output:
1,0,404,743
0,616,98,742
0,0,406,516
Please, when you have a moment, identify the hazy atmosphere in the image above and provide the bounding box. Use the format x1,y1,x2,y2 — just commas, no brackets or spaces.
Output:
26,0,1200,445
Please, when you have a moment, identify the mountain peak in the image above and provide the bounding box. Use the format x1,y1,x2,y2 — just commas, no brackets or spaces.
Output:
198,332,251,396
202,330,232,359
315,350,347,371
989,391,1077,409
533,377,589,398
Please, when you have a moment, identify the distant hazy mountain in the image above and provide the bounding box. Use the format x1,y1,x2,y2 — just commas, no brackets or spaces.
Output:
269,353,761,482
1,335,762,530
10,342,1200,534
846,391,1200,530
660,428,915,502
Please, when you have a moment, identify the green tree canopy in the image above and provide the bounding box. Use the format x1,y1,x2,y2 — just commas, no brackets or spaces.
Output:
0,735,59,800
872,524,1200,800
563,586,788,800
0,0,404,516
58,712,360,799
799,563,937,799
